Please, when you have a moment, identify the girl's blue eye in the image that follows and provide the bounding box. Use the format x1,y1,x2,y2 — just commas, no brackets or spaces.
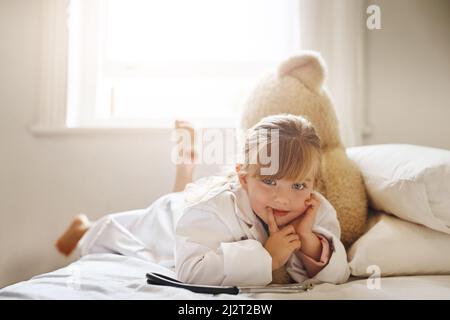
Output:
262,178,276,186
292,183,306,190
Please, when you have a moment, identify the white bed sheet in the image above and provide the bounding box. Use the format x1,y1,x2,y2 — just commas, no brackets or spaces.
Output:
1,253,449,300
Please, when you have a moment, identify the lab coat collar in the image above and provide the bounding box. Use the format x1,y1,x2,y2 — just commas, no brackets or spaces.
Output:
191,176,268,241
230,182,269,243
230,181,266,231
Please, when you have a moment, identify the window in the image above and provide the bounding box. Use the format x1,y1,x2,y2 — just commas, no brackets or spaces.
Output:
65,0,301,128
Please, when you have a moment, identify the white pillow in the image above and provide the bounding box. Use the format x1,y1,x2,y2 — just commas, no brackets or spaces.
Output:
347,144,450,234
348,212,450,276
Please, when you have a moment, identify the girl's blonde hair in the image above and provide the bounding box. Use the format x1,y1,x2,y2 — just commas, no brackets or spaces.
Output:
185,114,321,203
238,114,322,183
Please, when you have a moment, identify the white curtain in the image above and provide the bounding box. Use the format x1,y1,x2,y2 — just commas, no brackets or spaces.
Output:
299,0,367,147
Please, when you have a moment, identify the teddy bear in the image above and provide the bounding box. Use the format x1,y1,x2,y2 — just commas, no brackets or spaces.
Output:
239,51,368,284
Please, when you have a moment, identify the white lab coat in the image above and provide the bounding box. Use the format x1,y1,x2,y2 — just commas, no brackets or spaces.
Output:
79,176,350,286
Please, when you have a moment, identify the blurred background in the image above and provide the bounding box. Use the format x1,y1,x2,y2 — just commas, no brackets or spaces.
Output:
0,0,449,288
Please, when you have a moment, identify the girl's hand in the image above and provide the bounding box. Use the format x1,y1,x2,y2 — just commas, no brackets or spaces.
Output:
292,193,321,236
264,210,301,271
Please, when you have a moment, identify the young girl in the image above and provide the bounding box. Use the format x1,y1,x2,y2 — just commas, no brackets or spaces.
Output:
55,114,350,286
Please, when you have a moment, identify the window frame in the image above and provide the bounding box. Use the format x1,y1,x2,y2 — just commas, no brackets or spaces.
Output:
31,0,70,134
31,0,301,135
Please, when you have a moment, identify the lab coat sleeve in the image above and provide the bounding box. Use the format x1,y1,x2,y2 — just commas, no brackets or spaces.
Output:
78,210,154,261
286,192,350,285
175,204,272,286
295,233,331,277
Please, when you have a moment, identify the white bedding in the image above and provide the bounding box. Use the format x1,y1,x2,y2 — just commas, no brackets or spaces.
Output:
1,253,449,300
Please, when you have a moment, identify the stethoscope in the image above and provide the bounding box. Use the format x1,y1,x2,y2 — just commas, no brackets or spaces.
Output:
146,272,314,295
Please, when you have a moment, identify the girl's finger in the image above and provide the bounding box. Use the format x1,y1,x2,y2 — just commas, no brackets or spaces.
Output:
311,194,320,205
286,234,300,243
267,209,279,234
305,205,318,217
289,239,301,250
281,224,296,235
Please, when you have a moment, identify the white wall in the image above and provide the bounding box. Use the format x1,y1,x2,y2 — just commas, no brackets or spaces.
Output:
364,0,450,149
0,0,178,287
0,0,449,289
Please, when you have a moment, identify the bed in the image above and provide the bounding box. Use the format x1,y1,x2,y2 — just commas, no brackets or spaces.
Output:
1,253,450,300
1,144,450,300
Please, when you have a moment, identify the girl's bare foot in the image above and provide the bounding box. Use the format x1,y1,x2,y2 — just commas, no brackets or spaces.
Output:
55,214,91,257
173,120,197,192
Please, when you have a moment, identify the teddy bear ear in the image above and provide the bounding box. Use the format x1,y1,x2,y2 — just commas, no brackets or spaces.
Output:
277,52,327,91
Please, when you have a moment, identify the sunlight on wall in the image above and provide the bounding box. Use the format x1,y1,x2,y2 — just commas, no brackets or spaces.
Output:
67,0,301,127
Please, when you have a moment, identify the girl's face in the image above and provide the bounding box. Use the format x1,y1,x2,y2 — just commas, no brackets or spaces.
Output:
237,166,314,228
